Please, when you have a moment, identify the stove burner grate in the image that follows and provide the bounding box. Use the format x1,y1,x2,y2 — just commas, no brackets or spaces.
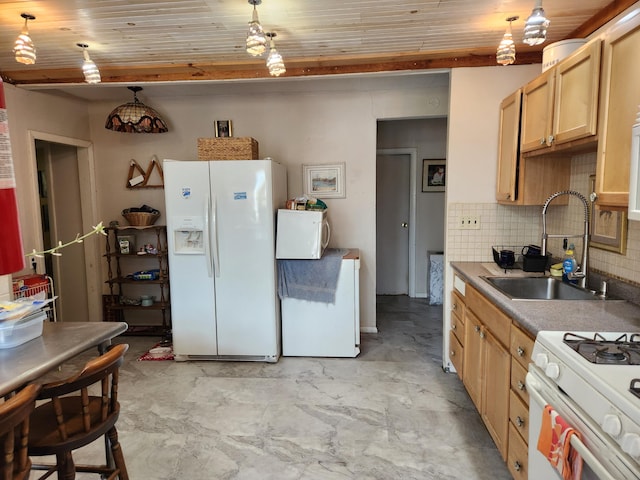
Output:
563,332,640,365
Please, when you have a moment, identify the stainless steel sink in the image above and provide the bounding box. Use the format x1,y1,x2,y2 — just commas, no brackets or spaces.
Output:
481,276,605,301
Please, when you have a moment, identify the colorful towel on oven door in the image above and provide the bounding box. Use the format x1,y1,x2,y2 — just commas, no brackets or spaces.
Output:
537,404,584,480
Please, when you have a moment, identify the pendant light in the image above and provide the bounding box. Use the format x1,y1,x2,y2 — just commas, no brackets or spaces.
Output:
496,16,518,66
14,13,36,65
77,44,101,84
105,87,169,133
266,32,286,77
246,0,267,56
523,0,550,46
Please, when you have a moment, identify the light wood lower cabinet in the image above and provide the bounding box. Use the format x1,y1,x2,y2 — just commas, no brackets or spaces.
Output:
463,310,483,411
508,324,535,478
481,329,511,460
455,283,536,472
508,423,529,479
450,290,466,379
463,285,511,461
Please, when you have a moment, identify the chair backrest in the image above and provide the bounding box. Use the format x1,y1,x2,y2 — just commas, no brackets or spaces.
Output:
37,344,129,437
0,383,41,480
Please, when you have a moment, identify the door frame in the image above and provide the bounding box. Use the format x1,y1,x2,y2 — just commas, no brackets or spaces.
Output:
376,147,417,297
26,130,101,322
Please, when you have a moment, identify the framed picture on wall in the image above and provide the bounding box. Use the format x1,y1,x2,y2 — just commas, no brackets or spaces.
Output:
303,163,346,198
422,159,446,192
214,120,232,138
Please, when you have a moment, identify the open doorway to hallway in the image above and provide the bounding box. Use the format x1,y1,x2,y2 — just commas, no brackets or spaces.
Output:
375,118,447,301
28,132,102,324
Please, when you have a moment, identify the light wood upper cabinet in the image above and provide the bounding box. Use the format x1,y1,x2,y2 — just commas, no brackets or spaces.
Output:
496,89,522,203
521,40,601,154
553,40,601,144
596,15,640,208
521,69,555,152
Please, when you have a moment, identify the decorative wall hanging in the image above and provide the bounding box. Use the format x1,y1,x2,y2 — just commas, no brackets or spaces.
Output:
126,156,164,188
422,159,446,192
303,163,346,199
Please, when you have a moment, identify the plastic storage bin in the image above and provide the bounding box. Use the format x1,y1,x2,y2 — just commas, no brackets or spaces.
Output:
0,311,46,349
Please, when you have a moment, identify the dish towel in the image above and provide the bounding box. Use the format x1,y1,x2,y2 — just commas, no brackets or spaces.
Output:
277,248,347,303
537,404,584,480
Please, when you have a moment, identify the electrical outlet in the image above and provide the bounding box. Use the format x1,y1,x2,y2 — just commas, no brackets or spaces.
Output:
458,216,481,229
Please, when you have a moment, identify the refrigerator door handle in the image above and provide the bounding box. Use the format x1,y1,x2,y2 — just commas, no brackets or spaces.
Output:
203,197,213,278
211,195,221,278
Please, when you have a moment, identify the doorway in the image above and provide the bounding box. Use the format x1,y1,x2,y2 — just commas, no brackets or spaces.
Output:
28,132,101,323
375,148,417,296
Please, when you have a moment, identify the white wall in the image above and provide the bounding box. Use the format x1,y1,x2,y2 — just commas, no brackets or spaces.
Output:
442,64,540,370
1,84,91,298
87,74,450,331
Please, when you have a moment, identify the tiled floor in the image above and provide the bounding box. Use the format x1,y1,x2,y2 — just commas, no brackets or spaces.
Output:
49,296,511,479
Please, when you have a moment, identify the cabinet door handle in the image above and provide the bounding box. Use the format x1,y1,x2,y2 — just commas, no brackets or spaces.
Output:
450,350,455,357
517,346,525,357
513,461,522,472
517,380,526,391
540,137,546,145
548,134,554,144
474,325,481,333
516,416,525,428
479,331,486,339
452,324,457,330
452,303,457,311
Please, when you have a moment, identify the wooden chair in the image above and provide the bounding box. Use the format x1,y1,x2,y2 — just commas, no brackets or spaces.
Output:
28,344,130,480
0,384,41,480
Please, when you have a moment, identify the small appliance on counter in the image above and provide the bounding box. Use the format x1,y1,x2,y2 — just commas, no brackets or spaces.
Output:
276,208,330,259
491,245,550,272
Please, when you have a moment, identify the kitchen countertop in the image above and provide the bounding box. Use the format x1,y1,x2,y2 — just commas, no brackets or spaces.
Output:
451,262,640,337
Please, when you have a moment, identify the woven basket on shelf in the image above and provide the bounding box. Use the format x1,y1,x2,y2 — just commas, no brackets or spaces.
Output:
122,212,160,226
197,137,259,160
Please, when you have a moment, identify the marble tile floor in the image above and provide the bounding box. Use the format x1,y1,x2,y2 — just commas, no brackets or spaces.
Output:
44,296,511,480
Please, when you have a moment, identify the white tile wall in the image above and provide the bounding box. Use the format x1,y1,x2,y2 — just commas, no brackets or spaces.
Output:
447,151,640,285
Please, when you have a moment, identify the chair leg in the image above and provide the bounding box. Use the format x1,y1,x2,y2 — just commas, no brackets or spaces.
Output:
56,451,76,480
107,427,129,480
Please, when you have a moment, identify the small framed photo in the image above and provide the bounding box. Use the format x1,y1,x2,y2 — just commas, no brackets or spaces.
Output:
214,120,232,138
589,175,627,254
303,163,346,199
422,159,446,192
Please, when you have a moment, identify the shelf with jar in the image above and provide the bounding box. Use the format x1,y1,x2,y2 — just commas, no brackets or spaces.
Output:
103,224,170,336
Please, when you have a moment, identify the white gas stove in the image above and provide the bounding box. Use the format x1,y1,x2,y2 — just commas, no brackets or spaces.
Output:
527,330,640,479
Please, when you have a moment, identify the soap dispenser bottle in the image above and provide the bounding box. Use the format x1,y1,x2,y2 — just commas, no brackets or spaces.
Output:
562,243,577,284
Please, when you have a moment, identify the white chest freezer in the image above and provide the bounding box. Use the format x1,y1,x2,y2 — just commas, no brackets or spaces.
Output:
276,209,330,259
281,249,360,357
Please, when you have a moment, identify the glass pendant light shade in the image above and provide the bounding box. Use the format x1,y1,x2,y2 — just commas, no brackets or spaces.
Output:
78,44,101,84
266,33,286,77
523,0,550,46
497,17,517,66
14,13,36,65
246,0,267,56
105,87,168,133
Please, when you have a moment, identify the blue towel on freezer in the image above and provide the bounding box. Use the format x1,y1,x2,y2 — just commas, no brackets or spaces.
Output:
278,248,347,303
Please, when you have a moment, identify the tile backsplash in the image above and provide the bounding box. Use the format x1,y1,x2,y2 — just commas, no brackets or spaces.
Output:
447,152,640,286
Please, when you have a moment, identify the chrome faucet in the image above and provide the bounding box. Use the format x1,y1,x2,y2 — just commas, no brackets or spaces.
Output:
541,190,590,289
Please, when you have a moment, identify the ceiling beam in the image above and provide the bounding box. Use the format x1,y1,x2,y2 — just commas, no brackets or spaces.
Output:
567,0,638,38
1,50,542,85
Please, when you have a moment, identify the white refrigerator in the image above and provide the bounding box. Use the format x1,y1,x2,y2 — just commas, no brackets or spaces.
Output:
163,159,287,362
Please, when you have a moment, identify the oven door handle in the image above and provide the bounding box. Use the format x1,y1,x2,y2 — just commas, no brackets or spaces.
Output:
526,372,618,480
